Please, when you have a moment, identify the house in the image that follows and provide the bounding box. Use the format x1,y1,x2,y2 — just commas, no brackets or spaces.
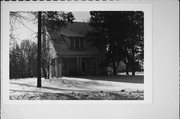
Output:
45,22,106,77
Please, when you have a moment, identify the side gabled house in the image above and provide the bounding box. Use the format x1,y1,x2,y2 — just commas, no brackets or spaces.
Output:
45,22,106,77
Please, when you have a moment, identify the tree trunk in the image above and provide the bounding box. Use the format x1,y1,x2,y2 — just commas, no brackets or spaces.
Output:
42,66,47,79
112,61,117,76
131,48,136,76
37,11,42,87
131,60,136,75
124,58,129,75
132,67,135,75
47,64,50,79
126,64,129,75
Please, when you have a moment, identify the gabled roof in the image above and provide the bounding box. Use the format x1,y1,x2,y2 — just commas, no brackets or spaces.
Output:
61,30,84,37
47,22,101,58
47,22,92,39
61,22,92,37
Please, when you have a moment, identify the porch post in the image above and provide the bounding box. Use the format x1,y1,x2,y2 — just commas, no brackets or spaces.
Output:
55,58,58,77
49,59,52,79
59,58,62,77
95,57,98,75
77,57,79,74
79,57,82,74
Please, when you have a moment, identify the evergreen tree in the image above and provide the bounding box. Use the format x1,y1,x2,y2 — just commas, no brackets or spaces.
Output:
88,11,144,75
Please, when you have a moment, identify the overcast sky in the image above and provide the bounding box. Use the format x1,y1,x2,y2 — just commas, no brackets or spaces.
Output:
73,12,90,22
11,11,91,43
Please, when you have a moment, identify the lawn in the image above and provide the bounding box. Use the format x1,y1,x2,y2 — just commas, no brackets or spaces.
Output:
10,75,144,100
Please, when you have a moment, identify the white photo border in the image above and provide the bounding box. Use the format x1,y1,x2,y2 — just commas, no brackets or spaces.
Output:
2,1,179,119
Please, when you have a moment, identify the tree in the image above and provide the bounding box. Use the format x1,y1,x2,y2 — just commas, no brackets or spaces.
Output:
20,40,37,77
10,12,38,78
10,43,24,78
122,12,144,75
40,11,74,80
10,40,37,78
9,11,74,87
88,11,144,75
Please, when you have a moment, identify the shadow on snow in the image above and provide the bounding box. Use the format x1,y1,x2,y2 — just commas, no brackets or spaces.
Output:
73,75,144,84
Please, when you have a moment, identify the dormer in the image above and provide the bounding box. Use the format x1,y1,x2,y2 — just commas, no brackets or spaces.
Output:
70,37,85,50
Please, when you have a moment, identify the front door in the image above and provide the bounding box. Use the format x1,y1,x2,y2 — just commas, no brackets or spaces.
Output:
82,61,86,75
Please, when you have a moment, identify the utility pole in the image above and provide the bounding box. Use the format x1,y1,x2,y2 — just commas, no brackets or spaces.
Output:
37,11,42,87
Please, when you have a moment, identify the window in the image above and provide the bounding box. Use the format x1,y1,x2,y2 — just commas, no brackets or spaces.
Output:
71,38,84,49
80,39,84,48
75,39,79,48
71,39,74,48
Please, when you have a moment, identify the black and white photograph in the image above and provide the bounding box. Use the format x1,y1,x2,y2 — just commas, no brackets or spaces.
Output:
1,1,179,119
9,11,144,100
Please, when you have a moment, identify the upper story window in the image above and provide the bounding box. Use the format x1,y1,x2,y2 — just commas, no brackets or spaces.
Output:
71,38,84,49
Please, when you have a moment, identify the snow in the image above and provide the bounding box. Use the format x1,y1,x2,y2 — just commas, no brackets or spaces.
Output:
10,75,144,100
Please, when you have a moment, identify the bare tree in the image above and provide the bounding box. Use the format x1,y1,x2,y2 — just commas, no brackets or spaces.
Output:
10,40,37,78
10,11,74,87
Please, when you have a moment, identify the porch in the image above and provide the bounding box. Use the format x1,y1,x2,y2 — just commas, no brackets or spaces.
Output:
50,56,100,77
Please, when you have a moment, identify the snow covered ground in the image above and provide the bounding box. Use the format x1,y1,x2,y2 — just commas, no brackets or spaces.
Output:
10,75,144,100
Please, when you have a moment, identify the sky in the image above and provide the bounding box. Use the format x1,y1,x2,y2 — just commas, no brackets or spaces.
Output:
73,12,91,22
11,12,91,43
